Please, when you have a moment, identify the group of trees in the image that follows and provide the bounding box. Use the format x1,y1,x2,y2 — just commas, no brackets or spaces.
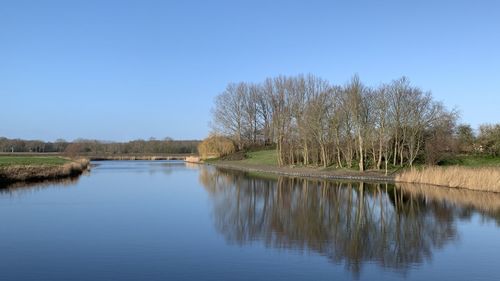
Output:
0,137,199,155
211,74,461,171
454,123,500,156
475,124,500,156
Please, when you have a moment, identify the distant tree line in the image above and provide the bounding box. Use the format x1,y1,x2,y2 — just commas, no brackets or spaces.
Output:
0,137,199,155
210,74,499,171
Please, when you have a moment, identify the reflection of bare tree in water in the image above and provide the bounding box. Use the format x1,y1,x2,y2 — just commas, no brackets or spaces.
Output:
197,166,497,277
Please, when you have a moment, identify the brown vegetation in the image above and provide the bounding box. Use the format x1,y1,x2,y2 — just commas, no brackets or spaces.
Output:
0,158,90,183
198,135,236,159
396,166,500,192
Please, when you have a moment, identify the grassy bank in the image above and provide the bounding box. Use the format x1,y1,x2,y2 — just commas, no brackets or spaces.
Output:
239,150,278,166
439,154,500,167
0,156,89,184
209,150,394,182
210,149,500,191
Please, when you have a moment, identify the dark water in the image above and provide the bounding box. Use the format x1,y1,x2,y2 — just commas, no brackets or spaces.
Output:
1,161,499,281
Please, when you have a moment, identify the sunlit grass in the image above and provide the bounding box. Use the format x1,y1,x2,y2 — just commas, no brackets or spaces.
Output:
240,150,278,166
0,156,69,167
439,155,500,167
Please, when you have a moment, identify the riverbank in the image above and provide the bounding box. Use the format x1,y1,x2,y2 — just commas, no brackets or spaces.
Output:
208,161,395,182
0,157,90,184
206,150,500,192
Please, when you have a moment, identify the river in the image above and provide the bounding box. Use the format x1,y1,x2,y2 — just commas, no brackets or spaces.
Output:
0,160,499,281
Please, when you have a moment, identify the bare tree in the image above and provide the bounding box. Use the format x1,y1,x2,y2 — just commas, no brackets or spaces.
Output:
209,74,459,169
344,75,368,171
212,83,247,149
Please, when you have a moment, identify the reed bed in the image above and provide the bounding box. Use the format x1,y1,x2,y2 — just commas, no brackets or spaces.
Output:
396,166,500,192
0,158,89,183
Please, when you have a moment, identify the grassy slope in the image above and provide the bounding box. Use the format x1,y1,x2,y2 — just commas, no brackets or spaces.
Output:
213,149,393,181
236,150,500,168
0,156,70,167
439,155,500,167
215,149,500,191
237,150,395,172
239,150,278,166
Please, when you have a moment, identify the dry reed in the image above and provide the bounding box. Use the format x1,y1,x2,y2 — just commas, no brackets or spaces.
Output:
0,158,89,183
198,136,236,159
396,166,500,192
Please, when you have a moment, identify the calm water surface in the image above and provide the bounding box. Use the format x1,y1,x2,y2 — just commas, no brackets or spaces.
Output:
0,161,499,281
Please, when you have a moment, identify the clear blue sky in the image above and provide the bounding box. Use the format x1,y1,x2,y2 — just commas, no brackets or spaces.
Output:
1,0,499,141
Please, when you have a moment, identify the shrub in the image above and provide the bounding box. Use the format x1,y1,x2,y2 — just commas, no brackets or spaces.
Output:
198,135,236,159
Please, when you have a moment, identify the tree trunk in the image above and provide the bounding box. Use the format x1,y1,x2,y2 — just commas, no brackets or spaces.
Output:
303,141,309,165
358,131,364,172
321,144,328,168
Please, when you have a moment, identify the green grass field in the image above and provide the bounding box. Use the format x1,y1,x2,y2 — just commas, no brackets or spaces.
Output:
439,155,500,167
0,156,70,167
240,150,278,166
229,149,500,169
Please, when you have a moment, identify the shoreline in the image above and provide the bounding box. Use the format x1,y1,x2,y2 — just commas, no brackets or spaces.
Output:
0,158,90,185
207,160,500,193
207,161,395,183
1,156,497,193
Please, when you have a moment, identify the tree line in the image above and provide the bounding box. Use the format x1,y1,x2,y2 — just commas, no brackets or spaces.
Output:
0,137,199,155
210,74,499,171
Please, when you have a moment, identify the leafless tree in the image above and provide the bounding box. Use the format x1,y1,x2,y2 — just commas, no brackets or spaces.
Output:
209,74,460,169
